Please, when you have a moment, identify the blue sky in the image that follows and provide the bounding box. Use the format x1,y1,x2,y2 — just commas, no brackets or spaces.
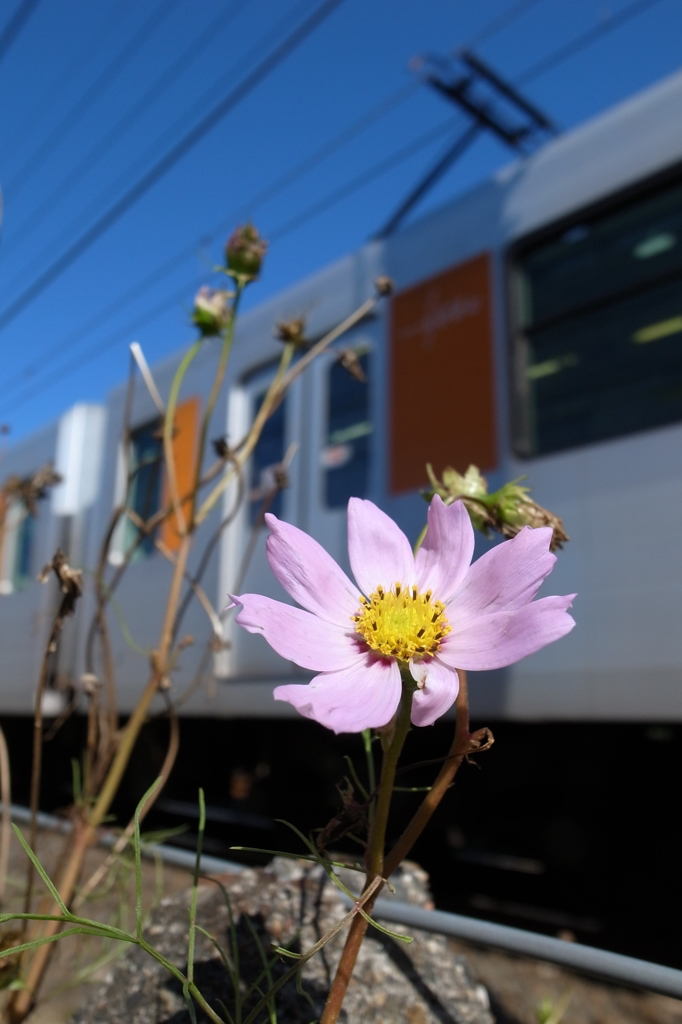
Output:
0,0,680,440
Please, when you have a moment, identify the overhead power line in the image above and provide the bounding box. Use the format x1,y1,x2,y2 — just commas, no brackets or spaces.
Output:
0,0,313,290
0,0,536,372
4,0,183,201
0,0,43,64
2,0,664,415
0,0,345,337
0,2,135,163
463,0,543,49
0,79,419,402
2,116,460,415
0,0,248,262
517,0,666,84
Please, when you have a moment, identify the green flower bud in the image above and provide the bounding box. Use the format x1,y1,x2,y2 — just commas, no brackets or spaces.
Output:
192,286,231,336
423,463,568,551
225,223,267,281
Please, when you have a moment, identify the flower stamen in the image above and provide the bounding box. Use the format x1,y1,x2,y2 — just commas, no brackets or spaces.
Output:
352,583,451,662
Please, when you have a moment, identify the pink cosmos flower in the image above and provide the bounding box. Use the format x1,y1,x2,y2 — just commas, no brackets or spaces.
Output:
231,496,575,734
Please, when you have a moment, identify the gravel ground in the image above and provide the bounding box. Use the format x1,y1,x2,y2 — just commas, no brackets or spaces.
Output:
1,823,680,1024
73,858,495,1024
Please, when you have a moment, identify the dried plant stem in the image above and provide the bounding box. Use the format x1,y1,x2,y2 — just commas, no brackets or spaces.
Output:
385,670,493,876
195,291,379,525
320,678,413,1024
0,724,11,905
23,556,83,923
74,706,179,910
9,540,190,1022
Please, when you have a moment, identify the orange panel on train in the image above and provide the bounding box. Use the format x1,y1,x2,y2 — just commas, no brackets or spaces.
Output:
161,396,200,552
389,251,497,494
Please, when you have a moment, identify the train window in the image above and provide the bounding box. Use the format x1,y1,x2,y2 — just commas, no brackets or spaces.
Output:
513,176,682,455
323,351,371,508
126,419,163,557
249,389,287,524
0,499,34,594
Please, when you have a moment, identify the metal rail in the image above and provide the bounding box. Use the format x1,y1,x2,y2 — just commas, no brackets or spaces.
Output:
6,803,682,1000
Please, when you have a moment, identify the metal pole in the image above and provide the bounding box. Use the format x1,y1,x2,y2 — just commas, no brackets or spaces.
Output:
8,803,682,1000
374,123,480,238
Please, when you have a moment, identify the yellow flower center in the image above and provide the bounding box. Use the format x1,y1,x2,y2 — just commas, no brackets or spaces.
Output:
352,583,451,661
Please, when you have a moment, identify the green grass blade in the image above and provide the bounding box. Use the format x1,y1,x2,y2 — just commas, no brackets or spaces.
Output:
243,914,277,1024
228,847,363,874
342,756,368,801
134,778,162,940
12,825,68,915
187,789,206,986
356,907,413,942
183,980,199,1024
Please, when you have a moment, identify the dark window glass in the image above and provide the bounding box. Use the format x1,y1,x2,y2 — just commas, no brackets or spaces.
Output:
14,511,34,586
250,389,286,524
323,352,371,508
514,176,682,455
128,420,163,556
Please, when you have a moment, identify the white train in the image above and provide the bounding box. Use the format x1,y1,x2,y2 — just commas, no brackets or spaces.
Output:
2,68,682,726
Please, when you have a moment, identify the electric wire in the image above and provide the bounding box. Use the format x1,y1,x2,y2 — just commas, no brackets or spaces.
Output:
0,79,418,402
2,0,667,415
268,117,457,244
3,0,184,201
462,0,544,50
0,0,319,295
0,0,43,64
0,1,136,163
0,0,346,337
0,0,247,262
1,115,459,415
517,0,667,84
0,0,537,400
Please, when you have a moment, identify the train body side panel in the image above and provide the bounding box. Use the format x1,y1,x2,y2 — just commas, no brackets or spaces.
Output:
8,70,682,723
0,424,64,711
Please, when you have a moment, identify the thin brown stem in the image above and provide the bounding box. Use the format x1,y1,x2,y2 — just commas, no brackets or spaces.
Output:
384,670,486,876
23,555,82,922
8,539,190,1022
196,291,379,525
0,723,11,905
321,679,413,1024
75,705,179,910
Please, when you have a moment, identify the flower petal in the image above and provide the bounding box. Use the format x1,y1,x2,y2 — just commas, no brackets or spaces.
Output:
232,593,363,672
415,496,474,603
273,656,401,733
265,513,360,626
454,526,557,616
438,594,576,671
409,657,459,726
348,498,416,596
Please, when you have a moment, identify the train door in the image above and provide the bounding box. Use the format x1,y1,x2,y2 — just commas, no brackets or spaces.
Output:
221,364,305,679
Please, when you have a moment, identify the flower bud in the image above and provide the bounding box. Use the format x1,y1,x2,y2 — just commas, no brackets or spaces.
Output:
192,286,231,336
424,463,568,551
337,348,367,382
275,317,307,347
375,275,394,296
225,223,267,280
494,483,569,550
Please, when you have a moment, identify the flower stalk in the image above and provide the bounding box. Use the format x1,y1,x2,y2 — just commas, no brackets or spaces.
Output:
320,674,414,1024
